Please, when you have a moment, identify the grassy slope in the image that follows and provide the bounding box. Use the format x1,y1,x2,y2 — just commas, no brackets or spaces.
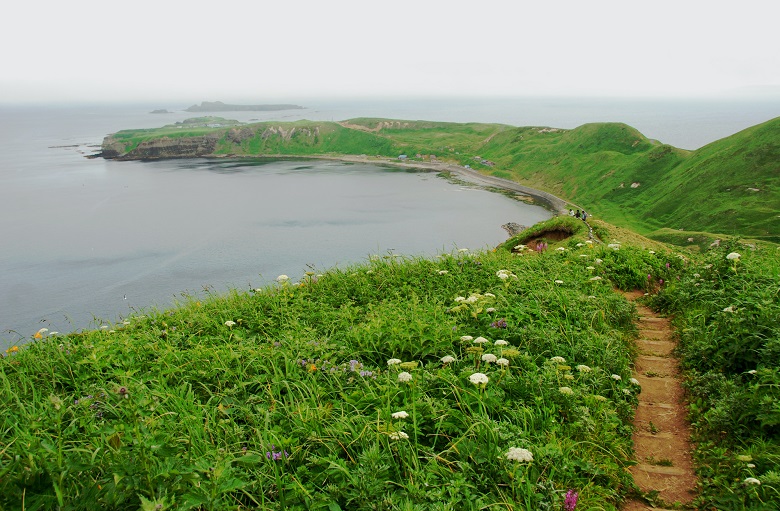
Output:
1,218,682,510
105,117,780,242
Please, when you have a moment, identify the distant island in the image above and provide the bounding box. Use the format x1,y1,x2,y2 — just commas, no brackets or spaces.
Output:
149,109,172,114
185,101,305,113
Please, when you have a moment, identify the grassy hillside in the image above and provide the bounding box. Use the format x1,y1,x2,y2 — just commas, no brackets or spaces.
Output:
102,116,780,243
0,218,677,510
5,215,778,509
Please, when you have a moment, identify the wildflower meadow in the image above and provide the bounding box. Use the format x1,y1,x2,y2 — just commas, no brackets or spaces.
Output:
2,216,774,510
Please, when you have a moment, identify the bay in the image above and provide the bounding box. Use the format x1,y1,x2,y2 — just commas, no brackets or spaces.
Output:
2,96,778,346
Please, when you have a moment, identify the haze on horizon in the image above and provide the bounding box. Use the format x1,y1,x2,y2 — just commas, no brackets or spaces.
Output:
2,0,780,104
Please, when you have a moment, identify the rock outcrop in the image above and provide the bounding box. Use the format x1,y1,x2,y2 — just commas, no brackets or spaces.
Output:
101,133,222,160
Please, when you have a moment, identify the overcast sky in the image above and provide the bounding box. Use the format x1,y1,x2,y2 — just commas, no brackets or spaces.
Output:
2,0,779,103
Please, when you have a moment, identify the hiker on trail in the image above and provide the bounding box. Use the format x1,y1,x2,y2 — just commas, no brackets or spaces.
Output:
575,210,581,219
569,209,574,216
582,211,588,221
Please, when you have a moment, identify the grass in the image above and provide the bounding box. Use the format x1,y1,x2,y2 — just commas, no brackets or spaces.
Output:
2,216,778,509
1,218,684,510
649,241,780,510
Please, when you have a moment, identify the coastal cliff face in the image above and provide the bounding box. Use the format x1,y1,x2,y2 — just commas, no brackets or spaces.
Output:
102,133,222,159
101,124,322,160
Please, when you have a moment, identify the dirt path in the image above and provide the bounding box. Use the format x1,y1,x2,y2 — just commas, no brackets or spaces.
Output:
621,291,697,510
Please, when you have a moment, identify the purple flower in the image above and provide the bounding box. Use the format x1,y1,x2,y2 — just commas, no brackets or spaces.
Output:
490,318,508,329
265,444,289,461
564,489,578,511
666,262,670,269
349,360,362,372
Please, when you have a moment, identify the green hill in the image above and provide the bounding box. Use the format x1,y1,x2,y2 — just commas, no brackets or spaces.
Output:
101,116,780,243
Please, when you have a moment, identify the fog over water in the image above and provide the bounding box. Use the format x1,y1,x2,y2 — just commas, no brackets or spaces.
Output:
1,97,778,346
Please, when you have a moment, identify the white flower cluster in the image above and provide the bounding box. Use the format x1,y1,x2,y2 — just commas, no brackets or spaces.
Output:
441,355,456,364
505,447,533,462
389,431,409,441
496,269,517,280
391,411,409,420
550,356,566,363
469,372,489,386
481,353,497,363
398,372,413,383
576,365,591,372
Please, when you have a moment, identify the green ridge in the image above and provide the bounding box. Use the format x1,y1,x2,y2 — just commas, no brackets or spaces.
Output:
102,116,780,244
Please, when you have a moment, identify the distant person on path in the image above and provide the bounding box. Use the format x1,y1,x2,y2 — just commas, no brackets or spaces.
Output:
575,210,581,219
569,209,574,216
582,211,588,221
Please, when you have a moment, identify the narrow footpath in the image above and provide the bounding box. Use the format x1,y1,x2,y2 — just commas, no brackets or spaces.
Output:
621,291,697,510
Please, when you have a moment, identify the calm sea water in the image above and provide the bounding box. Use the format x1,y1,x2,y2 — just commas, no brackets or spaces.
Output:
1,97,778,345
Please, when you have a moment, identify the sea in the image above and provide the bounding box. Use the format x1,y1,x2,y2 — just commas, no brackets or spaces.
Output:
1,96,778,347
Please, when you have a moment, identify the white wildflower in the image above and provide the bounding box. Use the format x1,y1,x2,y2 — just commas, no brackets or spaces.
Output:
747,370,757,375
586,266,595,270
576,365,591,372
458,248,469,253
723,306,735,313
744,477,761,485
276,274,290,283
505,447,533,462
460,335,474,341
389,431,409,440
469,372,489,386
550,356,566,363
438,270,448,275
622,388,632,395
556,247,566,252
497,358,510,367
594,258,603,264
484,293,496,298
554,280,564,284
726,252,741,260
455,296,466,302
224,320,236,327
482,353,498,363
559,387,573,395
473,336,490,344
589,276,602,281
486,307,496,313
576,243,584,247
387,358,402,366
611,374,622,381
441,355,456,364
398,372,413,383
585,240,593,244
465,295,479,303
391,411,409,420
630,378,640,385
494,339,508,346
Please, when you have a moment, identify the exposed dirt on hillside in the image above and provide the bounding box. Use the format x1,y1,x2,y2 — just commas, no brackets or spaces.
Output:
621,290,697,510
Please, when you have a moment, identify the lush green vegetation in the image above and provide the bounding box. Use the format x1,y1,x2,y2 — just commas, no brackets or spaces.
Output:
2,218,685,510
649,242,780,510
103,116,780,245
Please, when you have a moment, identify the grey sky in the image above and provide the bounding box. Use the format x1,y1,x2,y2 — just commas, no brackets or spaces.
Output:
2,0,779,103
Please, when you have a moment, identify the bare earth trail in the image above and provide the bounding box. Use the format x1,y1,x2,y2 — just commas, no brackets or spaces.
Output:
621,291,697,510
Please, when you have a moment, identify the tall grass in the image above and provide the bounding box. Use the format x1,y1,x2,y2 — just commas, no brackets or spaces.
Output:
0,230,678,510
650,241,780,510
